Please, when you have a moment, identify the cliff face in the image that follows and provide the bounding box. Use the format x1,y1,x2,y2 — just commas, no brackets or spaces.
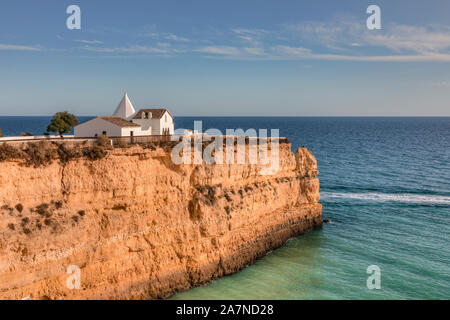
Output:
0,141,321,299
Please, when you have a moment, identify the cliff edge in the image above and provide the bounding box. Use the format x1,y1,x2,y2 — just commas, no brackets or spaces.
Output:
0,140,321,299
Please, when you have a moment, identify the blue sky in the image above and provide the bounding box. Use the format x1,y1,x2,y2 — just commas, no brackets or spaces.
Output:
1,0,450,116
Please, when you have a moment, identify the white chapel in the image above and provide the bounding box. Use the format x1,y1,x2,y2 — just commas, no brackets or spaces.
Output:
74,93,174,137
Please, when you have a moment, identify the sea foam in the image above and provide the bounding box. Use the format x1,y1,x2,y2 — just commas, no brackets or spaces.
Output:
321,192,450,205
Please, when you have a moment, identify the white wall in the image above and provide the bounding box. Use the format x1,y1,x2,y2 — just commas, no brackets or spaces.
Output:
164,111,174,134
121,127,151,136
155,111,174,135
132,111,174,135
0,135,72,141
74,118,122,137
151,118,161,135
131,119,152,135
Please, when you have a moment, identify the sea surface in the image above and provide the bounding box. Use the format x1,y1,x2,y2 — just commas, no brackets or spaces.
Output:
1,116,449,299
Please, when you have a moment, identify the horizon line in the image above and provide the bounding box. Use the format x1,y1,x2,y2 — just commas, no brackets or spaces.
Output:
1,115,450,118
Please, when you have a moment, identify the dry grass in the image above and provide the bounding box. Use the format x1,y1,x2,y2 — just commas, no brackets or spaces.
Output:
0,143,20,161
83,145,107,160
97,135,112,148
23,141,56,167
116,138,129,148
0,139,112,166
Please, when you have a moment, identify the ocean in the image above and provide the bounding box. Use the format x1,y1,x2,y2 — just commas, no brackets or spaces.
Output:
1,116,449,299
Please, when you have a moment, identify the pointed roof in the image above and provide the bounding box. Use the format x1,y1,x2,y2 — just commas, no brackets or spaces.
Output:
113,92,136,120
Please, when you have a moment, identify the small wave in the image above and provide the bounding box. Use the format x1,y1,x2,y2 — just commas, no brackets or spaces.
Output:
321,192,450,205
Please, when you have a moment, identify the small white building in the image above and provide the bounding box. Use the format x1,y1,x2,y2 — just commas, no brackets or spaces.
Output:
74,93,174,137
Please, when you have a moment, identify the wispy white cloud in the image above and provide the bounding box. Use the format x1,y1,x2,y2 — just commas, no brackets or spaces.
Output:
366,25,450,53
286,19,363,50
82,45,168,54
231,28,268,35
134,27,190,42
270,45,450,62
429,81,450,87
271,45,312,56
194,44,450,62
165,34,190,42
65,18,450,62
156,42,171,48
0,44,41,51
232,28,268,46
75,39,104,44
195,19,450,62
139,32,160,38
237,35,254,42
243,47,265,55
195,46,241,55
195,46,265,57
287,18,450,57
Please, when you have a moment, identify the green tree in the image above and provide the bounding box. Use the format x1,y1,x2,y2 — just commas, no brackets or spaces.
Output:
0,128,2,137
47,112,78,137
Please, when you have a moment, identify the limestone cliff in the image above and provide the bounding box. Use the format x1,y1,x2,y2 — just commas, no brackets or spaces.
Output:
0,140,321,299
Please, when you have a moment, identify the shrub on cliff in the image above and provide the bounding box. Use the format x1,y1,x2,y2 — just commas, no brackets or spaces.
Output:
0,143,20,161
0,138,110,165
159,140,178,151
116,138,129,148
35,203,50,216
83,145,107,160
56,143,82,163
1,204,12,211
96,135,112,148
142,141,156,151
53,200,63,209
23,141,56,167
77,135,111,160
15,204,23,213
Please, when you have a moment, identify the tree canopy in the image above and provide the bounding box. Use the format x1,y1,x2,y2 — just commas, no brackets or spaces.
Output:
47,111,78,137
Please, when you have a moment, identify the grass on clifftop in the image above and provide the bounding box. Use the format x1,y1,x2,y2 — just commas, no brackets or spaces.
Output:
0,136,180,167
0,138,109,167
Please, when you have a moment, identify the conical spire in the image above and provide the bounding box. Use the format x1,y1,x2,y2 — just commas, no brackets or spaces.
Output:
113,92,136,120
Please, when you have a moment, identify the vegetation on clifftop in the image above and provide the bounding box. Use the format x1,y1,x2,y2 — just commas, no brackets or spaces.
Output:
46,111,79,137
0,139,108,167
0,136,290,168
0,137,178,167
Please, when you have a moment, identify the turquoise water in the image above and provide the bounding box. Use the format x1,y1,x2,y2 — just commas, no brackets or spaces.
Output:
1,117,449,299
